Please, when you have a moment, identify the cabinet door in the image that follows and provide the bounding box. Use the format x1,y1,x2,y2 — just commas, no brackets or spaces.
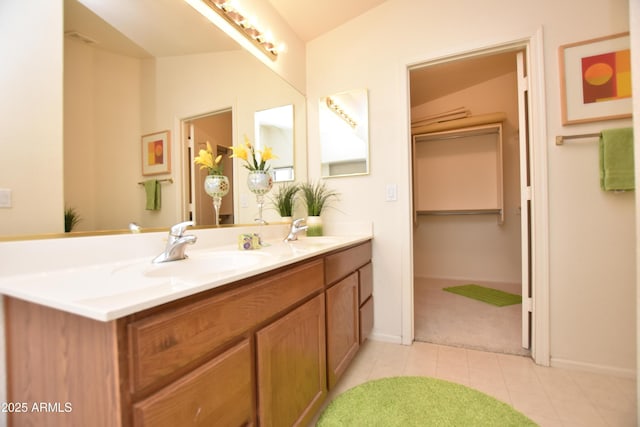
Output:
326,272,360,389
133,339,253,427
256,294,326,427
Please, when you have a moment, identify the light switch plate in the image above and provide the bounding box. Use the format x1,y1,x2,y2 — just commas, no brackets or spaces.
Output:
385,184,397,202
0,189,12,208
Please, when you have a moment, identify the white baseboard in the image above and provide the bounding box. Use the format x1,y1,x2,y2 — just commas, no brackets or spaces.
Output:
550,357,636,379
368,331,403,345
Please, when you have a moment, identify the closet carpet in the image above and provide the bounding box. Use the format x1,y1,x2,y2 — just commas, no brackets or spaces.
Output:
414,277,530,356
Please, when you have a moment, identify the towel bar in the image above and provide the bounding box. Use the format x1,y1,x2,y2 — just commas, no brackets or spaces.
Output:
555,133,600,145
137,178,174,185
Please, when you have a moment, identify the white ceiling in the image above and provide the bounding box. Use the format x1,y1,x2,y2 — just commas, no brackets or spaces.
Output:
66,0,240,58
66,0,389,58
267,0,388,42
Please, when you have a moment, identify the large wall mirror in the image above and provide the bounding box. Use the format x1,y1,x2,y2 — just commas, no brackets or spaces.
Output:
319,89,369,177
55,0,307,236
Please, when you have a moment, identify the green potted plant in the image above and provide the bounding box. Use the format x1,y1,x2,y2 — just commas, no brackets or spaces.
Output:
64,206,81,233
300,181,339,236
271,182,300,222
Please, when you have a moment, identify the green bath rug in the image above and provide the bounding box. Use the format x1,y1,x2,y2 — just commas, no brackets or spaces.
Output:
317,376,537,426
443,284,522,307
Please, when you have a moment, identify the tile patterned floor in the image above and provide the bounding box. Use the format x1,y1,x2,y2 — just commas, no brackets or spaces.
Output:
313,340,637,426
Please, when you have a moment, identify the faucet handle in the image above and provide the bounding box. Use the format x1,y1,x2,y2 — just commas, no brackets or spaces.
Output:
292,218,306,228
170,221,195,237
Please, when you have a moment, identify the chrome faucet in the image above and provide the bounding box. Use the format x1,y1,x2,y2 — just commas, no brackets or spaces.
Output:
284,218,308,242
152,221,197,263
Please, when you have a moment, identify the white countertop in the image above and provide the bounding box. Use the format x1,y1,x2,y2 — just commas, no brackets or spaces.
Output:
0,231,371,322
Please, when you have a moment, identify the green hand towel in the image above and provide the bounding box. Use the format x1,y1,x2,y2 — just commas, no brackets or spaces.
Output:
144,179,161,210
599,128,634,191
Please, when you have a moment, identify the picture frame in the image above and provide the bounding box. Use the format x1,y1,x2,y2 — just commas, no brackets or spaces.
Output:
141,130,171,175
559,32,631,125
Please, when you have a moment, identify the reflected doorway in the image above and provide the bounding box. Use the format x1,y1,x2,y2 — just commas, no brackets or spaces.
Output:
184,110,234,226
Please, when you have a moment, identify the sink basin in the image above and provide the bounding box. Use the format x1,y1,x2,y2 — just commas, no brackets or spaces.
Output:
112,250,271,282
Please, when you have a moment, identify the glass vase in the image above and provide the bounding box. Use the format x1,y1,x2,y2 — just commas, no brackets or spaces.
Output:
247,170,273,224
204,175,229,226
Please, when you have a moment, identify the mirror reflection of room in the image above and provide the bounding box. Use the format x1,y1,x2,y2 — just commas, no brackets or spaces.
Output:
56,0,307,236
319,89,369,177
254,104,294,182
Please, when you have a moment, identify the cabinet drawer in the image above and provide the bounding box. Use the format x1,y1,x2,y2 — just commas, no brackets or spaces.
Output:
360,296,374,344
133,339,253,427
128,259,324,392
325,241,372,285
359,262,373,305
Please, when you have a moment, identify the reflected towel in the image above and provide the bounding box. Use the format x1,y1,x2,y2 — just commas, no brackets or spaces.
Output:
144,180,161,210
599,128,634,191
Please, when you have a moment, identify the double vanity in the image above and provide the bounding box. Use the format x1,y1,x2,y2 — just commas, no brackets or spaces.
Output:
0,224,373,426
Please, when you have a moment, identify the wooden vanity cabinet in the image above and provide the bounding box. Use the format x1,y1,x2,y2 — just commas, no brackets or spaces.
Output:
325,241,373,389
4,240,373,426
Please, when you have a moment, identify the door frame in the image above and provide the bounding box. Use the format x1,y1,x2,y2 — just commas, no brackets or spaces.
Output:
402,28,550,366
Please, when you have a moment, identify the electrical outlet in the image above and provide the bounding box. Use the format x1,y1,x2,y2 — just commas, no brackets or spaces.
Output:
0,189,11,208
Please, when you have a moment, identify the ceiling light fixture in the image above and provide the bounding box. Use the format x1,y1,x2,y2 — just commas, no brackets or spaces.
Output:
201,0,279,60
326,97,357,129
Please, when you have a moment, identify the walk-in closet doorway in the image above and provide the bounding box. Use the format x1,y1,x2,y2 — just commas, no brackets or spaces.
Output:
409,47,532,356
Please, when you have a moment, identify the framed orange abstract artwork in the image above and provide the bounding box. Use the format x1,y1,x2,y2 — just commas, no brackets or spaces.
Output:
141,130,171,175
559,32,631,125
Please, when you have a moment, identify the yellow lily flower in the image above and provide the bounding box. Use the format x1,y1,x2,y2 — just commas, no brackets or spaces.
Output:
261,146,277,161
194,141,224,175
195,149,213,169
229,135,276,171
229,144,249,161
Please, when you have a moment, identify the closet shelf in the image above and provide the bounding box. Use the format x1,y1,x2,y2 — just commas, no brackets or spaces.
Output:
411,112,507,135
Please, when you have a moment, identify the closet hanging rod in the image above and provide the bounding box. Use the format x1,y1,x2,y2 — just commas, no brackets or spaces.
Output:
137,178,174,185
555,132,600,145
417,209,502,216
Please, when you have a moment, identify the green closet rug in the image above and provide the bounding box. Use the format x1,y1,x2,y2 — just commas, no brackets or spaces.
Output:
317,376,537,426
443,284,522,307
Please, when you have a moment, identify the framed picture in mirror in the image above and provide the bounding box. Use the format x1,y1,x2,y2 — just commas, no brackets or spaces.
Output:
141,130,171,175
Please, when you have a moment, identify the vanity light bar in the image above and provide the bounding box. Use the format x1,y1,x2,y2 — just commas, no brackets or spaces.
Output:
326,97,357,129
202,0,278,60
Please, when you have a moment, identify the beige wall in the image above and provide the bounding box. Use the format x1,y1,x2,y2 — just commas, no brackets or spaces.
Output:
0,0,64,235
307,0,635,374
65,39,143,232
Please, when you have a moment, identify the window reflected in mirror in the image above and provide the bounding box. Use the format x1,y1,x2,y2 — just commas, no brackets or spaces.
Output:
319,89,369,177
254,104,294,182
